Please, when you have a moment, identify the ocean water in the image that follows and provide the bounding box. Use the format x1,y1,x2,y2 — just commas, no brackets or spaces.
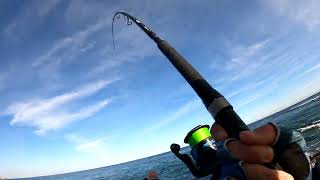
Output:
16,92,320,180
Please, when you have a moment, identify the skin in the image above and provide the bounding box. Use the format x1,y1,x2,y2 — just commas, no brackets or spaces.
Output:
210,123,294,180
146,170,159,180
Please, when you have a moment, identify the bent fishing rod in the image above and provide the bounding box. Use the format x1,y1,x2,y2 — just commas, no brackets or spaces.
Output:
112,12,274,178
112,12,248,138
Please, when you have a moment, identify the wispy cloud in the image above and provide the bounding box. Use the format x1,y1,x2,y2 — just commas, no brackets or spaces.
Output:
32,19,108,68
298,62,320,78
236,93,266,108
142,100,201,134
226,78,270,99
66,133,107,153
32,13,157,81
76,138,106,153
5,79,116,135
262,0,320,30
225,39,270,81
230,39,269,64
65,133,86,144
221,33,308,89
86,24,157,78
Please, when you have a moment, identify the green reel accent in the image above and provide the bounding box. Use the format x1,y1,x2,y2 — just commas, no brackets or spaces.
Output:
184,125,211,147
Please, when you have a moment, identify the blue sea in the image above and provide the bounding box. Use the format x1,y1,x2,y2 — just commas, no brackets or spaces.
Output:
15,92,320,180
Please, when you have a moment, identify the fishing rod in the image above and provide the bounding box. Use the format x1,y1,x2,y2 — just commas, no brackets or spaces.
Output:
112,12,248,138
111,12,256,178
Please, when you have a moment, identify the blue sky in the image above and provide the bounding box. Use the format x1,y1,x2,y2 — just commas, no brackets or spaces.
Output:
1,0,320,178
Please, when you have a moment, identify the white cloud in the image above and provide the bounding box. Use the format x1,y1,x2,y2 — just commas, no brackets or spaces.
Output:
236,93,266,108
75,138,106,153
226,39,270,81
30,8,158,81
262,0,320,30
222,35,308,87
142,100,201,134
85,18,158,78
226,78,270,99
35,99,110,135
298,63,320,77
65,133,85,143
230,39,269,64
6,79,116,135
32,19,108,68
32,13,157,80
65,133,108,153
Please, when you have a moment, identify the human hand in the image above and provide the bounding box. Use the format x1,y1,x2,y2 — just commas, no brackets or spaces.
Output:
211,123,294,180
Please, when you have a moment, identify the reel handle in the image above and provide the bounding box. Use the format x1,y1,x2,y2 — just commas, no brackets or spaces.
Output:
170,143,208,178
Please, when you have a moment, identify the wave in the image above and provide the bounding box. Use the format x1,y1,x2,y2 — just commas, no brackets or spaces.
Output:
298,121,320,132
314,119,320,124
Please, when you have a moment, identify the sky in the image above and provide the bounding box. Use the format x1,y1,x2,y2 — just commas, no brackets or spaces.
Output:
1,0,320,178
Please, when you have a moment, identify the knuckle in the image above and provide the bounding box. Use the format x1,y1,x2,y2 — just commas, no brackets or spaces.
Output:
239,145,259,162
233,143,249,161
256,146,274,163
